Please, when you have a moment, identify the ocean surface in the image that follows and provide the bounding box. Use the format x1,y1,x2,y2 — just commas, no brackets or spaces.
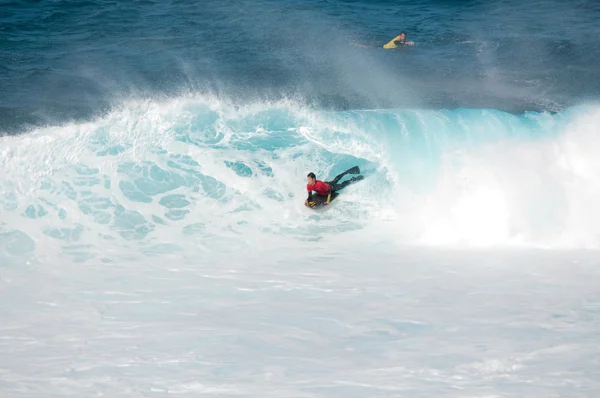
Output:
1,0,600,396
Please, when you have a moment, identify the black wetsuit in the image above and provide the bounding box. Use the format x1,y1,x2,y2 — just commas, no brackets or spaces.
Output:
326,173,362,194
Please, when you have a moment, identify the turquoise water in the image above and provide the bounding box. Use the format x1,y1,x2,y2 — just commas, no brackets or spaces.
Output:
2,97,600,267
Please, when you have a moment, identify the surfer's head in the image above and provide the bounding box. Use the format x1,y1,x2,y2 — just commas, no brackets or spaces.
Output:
307,172,316,185
397,32,407,41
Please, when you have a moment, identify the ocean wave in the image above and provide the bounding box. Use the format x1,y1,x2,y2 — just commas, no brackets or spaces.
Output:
1,95,600,265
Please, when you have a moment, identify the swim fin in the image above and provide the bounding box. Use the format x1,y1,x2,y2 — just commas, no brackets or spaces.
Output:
346,166,360,175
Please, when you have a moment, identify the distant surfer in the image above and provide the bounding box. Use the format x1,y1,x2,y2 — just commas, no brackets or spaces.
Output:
305,166,363,207
383,31,414,49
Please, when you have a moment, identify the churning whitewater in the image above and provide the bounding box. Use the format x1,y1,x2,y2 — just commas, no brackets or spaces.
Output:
2,96,600,267
2,96,600,398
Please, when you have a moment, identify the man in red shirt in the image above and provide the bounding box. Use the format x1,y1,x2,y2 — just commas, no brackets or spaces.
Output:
305,166,363,206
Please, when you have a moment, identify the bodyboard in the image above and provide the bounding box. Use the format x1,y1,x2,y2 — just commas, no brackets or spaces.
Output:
307,192,339,209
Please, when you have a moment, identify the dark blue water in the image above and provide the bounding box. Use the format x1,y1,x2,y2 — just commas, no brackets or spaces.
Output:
1,0,600,134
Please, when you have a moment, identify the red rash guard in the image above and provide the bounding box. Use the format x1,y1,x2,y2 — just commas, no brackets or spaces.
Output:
307,180,331,196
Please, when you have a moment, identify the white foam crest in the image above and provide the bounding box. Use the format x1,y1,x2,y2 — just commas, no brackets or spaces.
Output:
389,105,600,249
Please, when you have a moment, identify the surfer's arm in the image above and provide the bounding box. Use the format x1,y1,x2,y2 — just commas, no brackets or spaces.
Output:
305,190,313,205
325,193,331,205
384,36,413,48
